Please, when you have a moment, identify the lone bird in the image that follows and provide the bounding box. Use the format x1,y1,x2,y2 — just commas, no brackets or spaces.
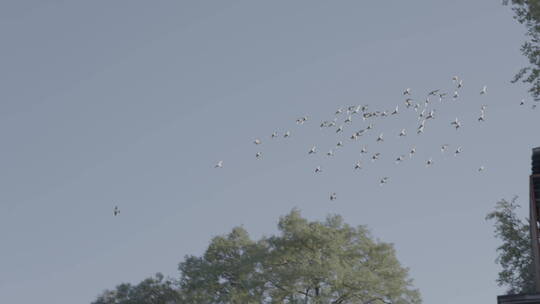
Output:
113,206,120,216
330,192,337,201
215,160,223,168
256,152,262,159
379,177,389,185
409,146,416,158
315,166,322,173
403,88,411,95
354,161,362,169
372,153,381,162
254,139,262,145
376,133,384,142
308,146,317,154
283,131,291,138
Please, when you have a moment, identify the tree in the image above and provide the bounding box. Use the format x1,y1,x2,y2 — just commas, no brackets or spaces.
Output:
92,273,181,304
486,197,536,294
503,0,540,99
179,209,421,303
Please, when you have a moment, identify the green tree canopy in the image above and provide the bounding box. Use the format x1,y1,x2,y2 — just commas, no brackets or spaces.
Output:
92,209,421,303
486,197,536,294
504,0,540,99
92,273,181,304
179,209,421,304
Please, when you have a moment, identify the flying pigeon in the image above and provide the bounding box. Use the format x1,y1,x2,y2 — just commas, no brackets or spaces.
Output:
271,132,278,138
399,129,407,137
283,131,291,138
330,192,337,201
478,166,485,172
256,152,262,159
379,177,389,185
308,146,317,154
354,161,362,169
372,153,381,162
409,146,416,158
480,86,487,95
254,139,262,145
455,146,463,155
396,155,405,163
376,133,384,142
315,166,322,173
441,144,449,152
327,150,334,156
361,146,368,154
426,158,433,167
403,88,411,95
113,206,120,216
457,79,463,89
336,125,344,133
215,160,223,168
428,89,440,96
391,105,399,115
336,141,344,148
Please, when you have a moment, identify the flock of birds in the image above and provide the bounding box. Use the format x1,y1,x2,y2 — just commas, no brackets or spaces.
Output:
112,76,538,214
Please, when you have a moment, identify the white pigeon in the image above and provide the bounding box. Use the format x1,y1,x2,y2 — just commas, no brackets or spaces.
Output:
478,112,485,122
215,160,223,168
254,138,262,145
403,88,411,95
372,153,381,162
376,133,384,142
395,155,405,163
453,91,459,99
256,152,262,159
452,75,459,82
354,161,362,169
455,146,462,155
315,166,322,173
296,116,308,124
451,118,461,130
361,146,368,154
478,166,485,172
409,146,416,158
426,158,433,167
113,206,120,216
480,86,487,95
379,177,389,185
426,110,435,120
428,89,440,96
330,192,337,201
309,146,317,154
481,104,488,111
405,98,414,108
399,129,407,137
283,131,291,138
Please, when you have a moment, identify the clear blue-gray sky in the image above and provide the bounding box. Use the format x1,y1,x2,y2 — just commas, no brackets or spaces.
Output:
1,1,539,303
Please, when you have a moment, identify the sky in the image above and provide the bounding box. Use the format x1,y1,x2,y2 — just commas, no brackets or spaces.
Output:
0,1,539,303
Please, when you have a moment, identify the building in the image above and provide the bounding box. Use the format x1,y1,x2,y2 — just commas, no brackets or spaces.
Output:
498,147,540,304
